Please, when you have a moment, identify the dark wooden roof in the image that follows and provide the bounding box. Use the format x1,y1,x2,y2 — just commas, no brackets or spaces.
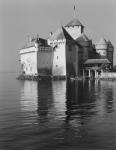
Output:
76,33,89,42
84,59,111,64
65,18,84,27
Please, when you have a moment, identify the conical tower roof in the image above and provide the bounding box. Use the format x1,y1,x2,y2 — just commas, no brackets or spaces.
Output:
65,18,84,27
95,37,107,50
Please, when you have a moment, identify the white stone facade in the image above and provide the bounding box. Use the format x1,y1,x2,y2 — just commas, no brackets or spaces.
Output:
19,17,114,78
52,41,66,76
19,46,38,75
20,44,54,76
65,26,82,40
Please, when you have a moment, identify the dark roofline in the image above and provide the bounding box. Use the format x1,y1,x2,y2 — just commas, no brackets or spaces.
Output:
62,26,82,48
84,59,111,64
65,18,84,27
62,26,74,40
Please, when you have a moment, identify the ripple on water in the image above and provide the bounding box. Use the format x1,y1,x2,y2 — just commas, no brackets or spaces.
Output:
0,75,116,150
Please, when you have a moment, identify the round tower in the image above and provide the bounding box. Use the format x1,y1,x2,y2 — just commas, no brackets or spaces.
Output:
95,37,107,58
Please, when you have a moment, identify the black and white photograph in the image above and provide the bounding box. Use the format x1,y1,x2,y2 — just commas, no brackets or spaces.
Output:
0,0,116,149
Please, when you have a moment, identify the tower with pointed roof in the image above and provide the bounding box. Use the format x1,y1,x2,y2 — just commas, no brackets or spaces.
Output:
95,37,114,65
18,6,115,79
65,18,84,40
48,27,81,77
64,6,84,40
95,37,108,58
48,27,67,76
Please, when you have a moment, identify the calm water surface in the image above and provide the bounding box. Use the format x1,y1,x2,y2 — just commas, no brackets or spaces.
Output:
0,73,116,150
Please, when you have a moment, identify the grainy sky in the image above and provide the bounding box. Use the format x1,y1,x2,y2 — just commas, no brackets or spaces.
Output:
0,0,116,72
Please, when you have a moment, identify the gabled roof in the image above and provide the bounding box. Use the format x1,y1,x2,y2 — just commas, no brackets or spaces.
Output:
48,28,64,41
76,33,89,42
84,59,111,64
65,18,84,27
48,27,74,41
48,28,61,41
75,33,90,47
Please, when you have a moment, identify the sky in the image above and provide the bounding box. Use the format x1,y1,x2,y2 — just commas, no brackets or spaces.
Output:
0,0,116,72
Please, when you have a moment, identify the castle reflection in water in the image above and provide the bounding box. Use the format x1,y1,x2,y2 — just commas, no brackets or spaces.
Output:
20,79,115,122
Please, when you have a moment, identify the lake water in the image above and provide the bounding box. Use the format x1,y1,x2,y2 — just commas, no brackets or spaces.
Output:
0,73,116,150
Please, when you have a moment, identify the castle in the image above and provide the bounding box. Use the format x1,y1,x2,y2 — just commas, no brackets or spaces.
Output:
19,12,114,79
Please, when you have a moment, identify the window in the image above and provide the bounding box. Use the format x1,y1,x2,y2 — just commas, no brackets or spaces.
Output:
57,56,59,59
